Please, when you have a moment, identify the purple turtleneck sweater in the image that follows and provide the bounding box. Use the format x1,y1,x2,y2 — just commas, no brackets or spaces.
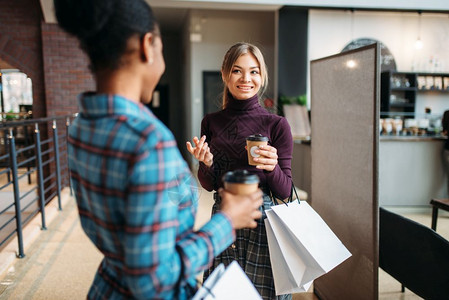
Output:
198,94,293,199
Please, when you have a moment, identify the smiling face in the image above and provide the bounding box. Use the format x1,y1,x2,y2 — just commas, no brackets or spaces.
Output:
224,53,262,100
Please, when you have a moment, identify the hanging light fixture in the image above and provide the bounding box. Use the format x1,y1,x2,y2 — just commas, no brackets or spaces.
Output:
415,11,423,50
350,8,355,42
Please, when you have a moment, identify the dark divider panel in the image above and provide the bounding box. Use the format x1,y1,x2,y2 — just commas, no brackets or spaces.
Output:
310,44,380,299
278,7,308,99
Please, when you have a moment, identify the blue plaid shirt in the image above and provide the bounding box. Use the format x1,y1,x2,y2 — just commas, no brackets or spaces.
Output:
68,93,235,299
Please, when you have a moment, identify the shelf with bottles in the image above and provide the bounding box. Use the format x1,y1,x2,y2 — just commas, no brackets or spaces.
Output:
416,73,449,92
388,91,415,107
388,72,416,88
389,102,415,108
381,71,449,114
381,71,417,113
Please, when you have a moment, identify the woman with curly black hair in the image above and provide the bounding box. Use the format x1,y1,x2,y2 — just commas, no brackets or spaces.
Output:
54,0,263,298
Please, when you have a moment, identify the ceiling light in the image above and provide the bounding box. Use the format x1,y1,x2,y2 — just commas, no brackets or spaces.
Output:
415,11,423,50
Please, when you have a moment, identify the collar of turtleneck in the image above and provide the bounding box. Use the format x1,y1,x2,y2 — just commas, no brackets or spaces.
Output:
226,93,260,112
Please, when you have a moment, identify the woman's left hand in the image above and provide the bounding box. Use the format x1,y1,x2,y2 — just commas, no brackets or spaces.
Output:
253,145,278,172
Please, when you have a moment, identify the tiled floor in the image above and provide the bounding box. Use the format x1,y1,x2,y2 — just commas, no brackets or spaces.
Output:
0,187,448,299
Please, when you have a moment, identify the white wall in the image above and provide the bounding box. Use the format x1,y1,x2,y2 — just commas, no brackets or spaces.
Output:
309,10,449,72
416,94,449,117
147,0,449,13
187,9,276,163
308,10,449,115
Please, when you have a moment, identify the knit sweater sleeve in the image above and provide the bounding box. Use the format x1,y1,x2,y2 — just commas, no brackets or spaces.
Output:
265,117,293,199
197,116,216,191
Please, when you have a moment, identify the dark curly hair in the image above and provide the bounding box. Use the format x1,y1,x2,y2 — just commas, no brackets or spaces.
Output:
54,0,158,72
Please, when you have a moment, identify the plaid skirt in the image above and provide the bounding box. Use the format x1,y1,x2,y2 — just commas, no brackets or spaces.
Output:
203,192,292,300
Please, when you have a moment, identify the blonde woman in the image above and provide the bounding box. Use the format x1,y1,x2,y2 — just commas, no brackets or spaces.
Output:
187,42,293,300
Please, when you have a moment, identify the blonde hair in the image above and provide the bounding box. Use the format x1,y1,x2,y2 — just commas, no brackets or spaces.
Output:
221,42,268,109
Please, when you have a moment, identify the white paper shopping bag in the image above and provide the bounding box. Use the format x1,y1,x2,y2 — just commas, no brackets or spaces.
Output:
265,216,313,294
192,261,262,300
265,201,351,295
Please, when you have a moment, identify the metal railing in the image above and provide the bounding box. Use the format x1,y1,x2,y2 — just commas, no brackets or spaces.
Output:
0,114,75,257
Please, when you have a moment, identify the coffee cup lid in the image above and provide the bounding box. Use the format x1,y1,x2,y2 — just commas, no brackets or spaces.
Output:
222,170,260,184
246,134,269,142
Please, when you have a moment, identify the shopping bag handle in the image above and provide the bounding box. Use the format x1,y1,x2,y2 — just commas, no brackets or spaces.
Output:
291,184,300,204
188,278,216,299
269,182,300,207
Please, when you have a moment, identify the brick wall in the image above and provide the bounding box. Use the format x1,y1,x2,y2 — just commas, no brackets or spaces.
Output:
0,0,95,118
0,0,46,117
41,23,95,116
40,21,95,196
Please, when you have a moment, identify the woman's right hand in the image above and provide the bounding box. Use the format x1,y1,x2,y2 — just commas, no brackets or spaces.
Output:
186,135,213,167
219,188,263,229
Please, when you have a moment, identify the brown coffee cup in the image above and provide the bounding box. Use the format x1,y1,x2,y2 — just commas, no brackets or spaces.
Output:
222,170,259,195
246,134,269,166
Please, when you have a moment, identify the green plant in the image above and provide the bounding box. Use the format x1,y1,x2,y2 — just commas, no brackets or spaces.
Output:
5,110,17,121
279,94,307,106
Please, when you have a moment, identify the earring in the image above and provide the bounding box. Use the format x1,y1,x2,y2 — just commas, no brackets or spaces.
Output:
149,58,154,65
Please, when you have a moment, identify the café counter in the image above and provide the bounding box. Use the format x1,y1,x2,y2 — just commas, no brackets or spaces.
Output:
292,135,448,206
380,134,448,206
